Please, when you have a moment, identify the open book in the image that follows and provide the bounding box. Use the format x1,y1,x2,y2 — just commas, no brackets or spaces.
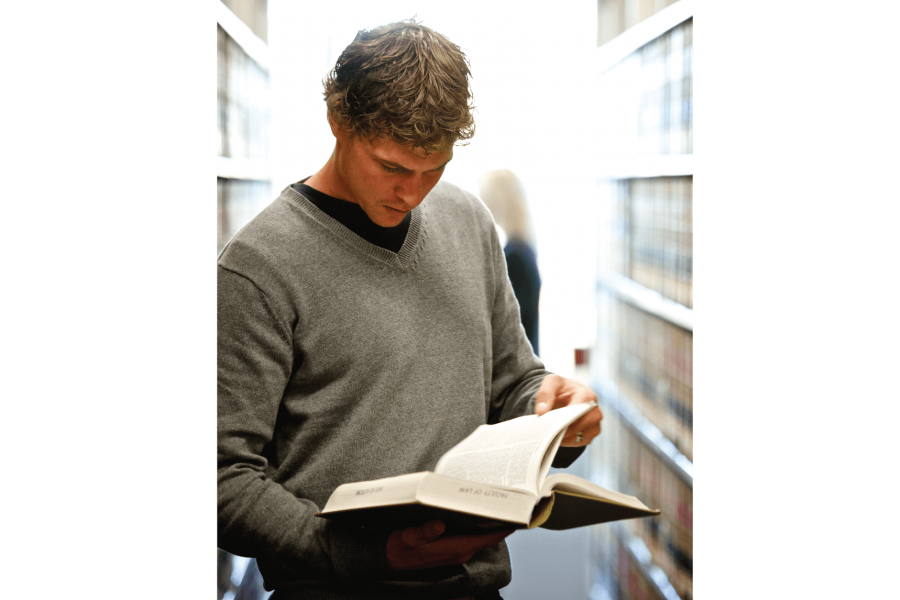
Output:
316,402,660,532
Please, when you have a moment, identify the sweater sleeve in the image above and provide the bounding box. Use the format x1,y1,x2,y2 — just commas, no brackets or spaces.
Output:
482,219,550,425
217,265,392,579
481,213,587,469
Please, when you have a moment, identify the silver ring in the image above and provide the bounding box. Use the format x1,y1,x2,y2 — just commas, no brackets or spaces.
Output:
575,432,584,444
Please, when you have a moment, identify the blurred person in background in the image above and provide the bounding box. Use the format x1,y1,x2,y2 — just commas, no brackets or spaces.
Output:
479,170,541,356
217,19,601,600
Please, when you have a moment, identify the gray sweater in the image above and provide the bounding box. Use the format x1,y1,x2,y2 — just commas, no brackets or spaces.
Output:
217,181,551,598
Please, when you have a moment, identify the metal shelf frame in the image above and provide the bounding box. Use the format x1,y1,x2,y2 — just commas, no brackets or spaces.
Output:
592,0,693,77
614,523,684,600
215,0,269,71
216,155,271,181
594,374,693,488
597,154,693,180
597,270,692,332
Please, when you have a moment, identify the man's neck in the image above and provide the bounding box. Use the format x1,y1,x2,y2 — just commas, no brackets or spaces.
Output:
304,154,345,200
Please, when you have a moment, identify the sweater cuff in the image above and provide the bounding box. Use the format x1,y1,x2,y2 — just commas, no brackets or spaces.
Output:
329,524,393,579
551,446,585,468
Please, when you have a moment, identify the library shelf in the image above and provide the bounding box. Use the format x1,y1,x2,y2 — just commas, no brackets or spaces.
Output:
612,522,683,600
594,374,693,488
592,0,693,77
597,154,693,180
589,3,693,597
217,155,271,181
215,0,269,71
597,269,693,332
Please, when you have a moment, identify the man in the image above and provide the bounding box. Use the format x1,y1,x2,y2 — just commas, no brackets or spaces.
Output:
217,20,602,599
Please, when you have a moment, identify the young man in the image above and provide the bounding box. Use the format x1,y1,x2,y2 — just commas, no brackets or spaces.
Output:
217,20,602,599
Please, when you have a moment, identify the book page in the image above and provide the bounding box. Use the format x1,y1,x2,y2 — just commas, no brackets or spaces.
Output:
539,473,652,510
434,402,594,494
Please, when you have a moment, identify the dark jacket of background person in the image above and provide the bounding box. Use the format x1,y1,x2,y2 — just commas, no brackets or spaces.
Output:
479,170,541,356
503,239,541,355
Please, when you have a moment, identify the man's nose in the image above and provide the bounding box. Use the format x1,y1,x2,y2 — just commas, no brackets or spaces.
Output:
395,174,423,207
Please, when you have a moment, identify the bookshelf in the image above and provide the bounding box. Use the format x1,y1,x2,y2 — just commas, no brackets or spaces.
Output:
216,0,272,256
588,1,693,599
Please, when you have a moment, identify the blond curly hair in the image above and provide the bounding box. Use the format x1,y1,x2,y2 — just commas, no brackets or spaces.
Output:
323,20,475,154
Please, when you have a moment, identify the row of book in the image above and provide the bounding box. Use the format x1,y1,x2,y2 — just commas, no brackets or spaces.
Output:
587,410,692,600
609,18,693,156
613,298,692,461
609,176,693,309
218,24,271,160
217,178,272,255
624,423,692,600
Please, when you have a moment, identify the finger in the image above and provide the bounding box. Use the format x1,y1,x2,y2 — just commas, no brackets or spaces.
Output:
534,375,563,415
436,529,515,555
535,375,571,415
400,520,446,547
389,528,515,570
566,408,603,433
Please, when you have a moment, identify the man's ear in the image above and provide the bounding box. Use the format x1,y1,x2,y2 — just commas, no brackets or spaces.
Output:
327,111,348,140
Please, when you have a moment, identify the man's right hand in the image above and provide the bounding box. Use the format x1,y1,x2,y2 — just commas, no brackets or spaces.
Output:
386,520,514,571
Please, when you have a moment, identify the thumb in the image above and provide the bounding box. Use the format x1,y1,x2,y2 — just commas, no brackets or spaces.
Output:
401,520,445,547
534,375,562,415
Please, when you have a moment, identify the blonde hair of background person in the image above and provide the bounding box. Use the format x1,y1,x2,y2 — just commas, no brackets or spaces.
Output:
478,169,535,246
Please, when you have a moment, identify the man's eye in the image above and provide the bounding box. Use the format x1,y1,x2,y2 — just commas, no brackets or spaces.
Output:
382,164,404,174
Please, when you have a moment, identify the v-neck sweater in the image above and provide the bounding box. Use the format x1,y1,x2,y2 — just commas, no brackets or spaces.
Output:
217,180,550,598
290,181,411,254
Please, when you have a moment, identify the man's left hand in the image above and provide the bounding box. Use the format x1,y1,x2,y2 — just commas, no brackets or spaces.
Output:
534,374,602,447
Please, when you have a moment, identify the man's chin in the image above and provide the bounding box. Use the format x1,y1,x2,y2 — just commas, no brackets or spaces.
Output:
375,210,408,228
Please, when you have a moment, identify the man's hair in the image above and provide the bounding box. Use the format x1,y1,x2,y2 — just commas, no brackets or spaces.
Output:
323,19,475,154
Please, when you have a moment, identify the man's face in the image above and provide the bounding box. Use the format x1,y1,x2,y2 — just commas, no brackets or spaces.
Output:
332,124,453,228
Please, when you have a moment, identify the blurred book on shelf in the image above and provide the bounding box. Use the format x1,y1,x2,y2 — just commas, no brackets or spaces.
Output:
638,18,691,156
612,176,692,310
614,300,692,461
217,23,271,161
218,24,228,157
217,3,272,255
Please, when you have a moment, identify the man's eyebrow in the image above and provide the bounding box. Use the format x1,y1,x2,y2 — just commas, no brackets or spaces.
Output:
379,159,409,171
380,155,453,172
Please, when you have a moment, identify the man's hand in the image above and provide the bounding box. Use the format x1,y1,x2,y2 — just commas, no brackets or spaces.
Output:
534,374,602,447
386,520,514,571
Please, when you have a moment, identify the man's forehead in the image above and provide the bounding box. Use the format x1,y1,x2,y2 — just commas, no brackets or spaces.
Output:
369,137,453,167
